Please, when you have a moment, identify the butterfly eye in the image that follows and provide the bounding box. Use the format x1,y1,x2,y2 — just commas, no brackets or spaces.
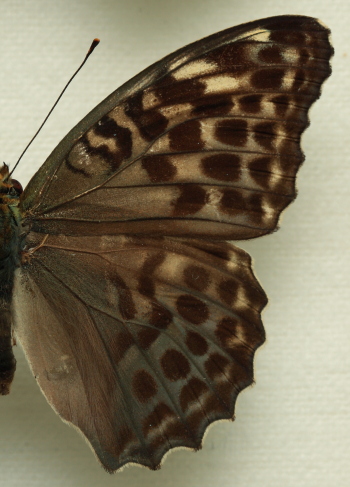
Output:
10,179,23,195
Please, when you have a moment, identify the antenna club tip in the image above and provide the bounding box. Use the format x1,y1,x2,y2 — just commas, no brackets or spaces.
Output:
87,38,100,56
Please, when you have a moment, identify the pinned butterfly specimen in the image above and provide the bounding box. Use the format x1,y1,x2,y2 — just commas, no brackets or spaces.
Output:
0,15,332,472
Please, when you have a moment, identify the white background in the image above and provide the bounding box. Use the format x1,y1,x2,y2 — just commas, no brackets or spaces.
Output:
0,1,349,486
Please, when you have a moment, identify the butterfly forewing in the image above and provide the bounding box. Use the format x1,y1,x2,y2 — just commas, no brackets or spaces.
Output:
13,15,332,472
23,15,331,240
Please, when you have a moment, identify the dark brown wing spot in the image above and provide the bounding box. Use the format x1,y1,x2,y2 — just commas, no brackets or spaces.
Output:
258,45,283,64
272,94,290,117
112,330,134,363
218,278,239,306
118,289,135,320
125,92,168,141
249,156,273,187
239,94,262,114
215,317,239,348
204,353,230,379
95,116,122,138
186,331,208,356
191,95,234,117
149,303,172,329
160,349,190,381
142,252,166,274
253,122,276,150
183,265,210,292
137,328,161,350
251,68,284,89
269,30,306,46
176,294,209,325
220,188,245,215
207,43,251,71
149,419,189,450
232,345,254,374
138,110,168,140
141,155,177,182
138,276,155,298
95,116,132,161
201,153,241,182
247,193,264,224
169,120,204,152
108,271,136,320
299,47,310,64
154,77,206,105
138,252,166,297
172,184,206,216
132,370,158,403
143,403,176,435
180,377,209,412
244,282,268,311
215,119,248,147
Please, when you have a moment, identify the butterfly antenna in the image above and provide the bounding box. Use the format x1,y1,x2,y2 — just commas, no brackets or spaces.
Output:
8,38,100,178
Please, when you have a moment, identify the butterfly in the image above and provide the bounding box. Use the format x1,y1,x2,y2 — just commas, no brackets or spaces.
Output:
0,15,332,472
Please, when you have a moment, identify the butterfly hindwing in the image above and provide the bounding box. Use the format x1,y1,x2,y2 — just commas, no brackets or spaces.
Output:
13,15,333,472
13,234,266,470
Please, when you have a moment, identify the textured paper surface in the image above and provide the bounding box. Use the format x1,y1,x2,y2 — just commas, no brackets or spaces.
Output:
0,1,349,486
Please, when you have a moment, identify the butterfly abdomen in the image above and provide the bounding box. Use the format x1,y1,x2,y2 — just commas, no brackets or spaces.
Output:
0,306,17,395
0,223,17,395
0,167,23,394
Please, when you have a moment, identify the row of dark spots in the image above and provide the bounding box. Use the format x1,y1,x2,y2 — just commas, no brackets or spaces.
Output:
216,316,260,356
110,303,173,363
219,188,265,223
179,350,251,413
215,118,282,151
165,116,280,155
119,304,263,372
169,182,276,221
133,318,261,405
118,347,253,458
267,20,332,50
202,153,278,190
142,401,191,446
133,262,212,351
141,151,287,190
238,93,292,119
255,93,292,118
251,66,322,95
133,349,235,418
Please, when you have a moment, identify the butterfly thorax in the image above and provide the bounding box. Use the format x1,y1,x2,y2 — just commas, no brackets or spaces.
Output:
0,166,22,263
0,164,23,395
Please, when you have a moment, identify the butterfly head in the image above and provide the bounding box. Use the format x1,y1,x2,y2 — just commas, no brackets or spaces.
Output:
0,164,23,205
